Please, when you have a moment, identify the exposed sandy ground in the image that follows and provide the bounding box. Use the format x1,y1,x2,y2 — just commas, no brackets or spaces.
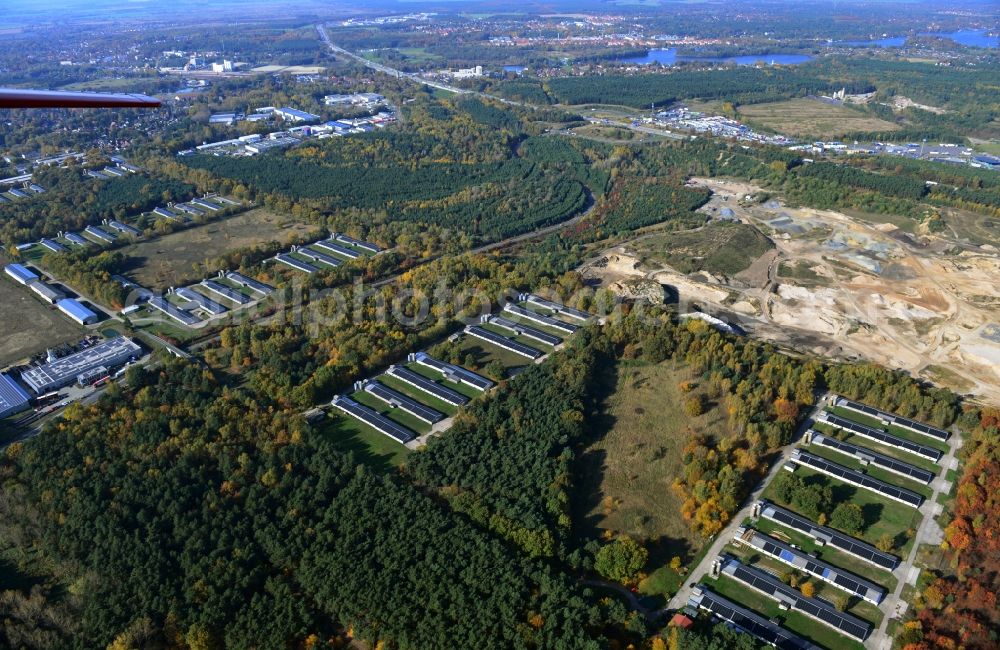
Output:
580,178,1000,403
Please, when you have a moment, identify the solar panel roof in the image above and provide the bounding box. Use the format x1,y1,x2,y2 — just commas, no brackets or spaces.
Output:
525,294,591,321
315,239,360,259
721,557,872,641
741,527,885,604
226,272,274,295
176,287,227,315
812,432,935,484
838,398,949,441
201,280,251,305
791,450,923,508
758,501,898,569
503,303,579,334
413,352,495,391
820,412,942,461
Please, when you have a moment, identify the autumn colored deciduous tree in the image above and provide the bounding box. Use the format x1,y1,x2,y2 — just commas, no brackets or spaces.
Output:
594,536,648,584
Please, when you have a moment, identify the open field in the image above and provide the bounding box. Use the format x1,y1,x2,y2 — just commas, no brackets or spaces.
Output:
0,275,84,367
738,98,900,137
575,360,729,569
631,222,774,277
124,208,316,290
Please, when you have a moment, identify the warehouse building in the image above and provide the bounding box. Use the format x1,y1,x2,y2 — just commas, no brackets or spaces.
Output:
107,220,142,237
275,253,318,274
275,107,321,123
153,206,181,220
315,239,360,259
5,263,39,285
200,280,251,305
331,395,415,444
0,372,32,419
363,379,444,425
148,296,199,326
57,299,98,325
84,225,116,244
29,281,65,305
296,246,342,268
808,431,935,484
523,293,592,322
64,232,89,247
20,336,141,393
503,303,578,335
386,365,469,407
175,287,227,316
190,198,220,211
484,315,562,347
334,233,381,253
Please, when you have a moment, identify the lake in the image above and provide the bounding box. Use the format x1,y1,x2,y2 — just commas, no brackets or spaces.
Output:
925,30,998,48
834,30,998,49
618,49,814,66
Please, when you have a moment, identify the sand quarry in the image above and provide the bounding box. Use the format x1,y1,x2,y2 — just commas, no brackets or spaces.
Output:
581,177,1000,403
